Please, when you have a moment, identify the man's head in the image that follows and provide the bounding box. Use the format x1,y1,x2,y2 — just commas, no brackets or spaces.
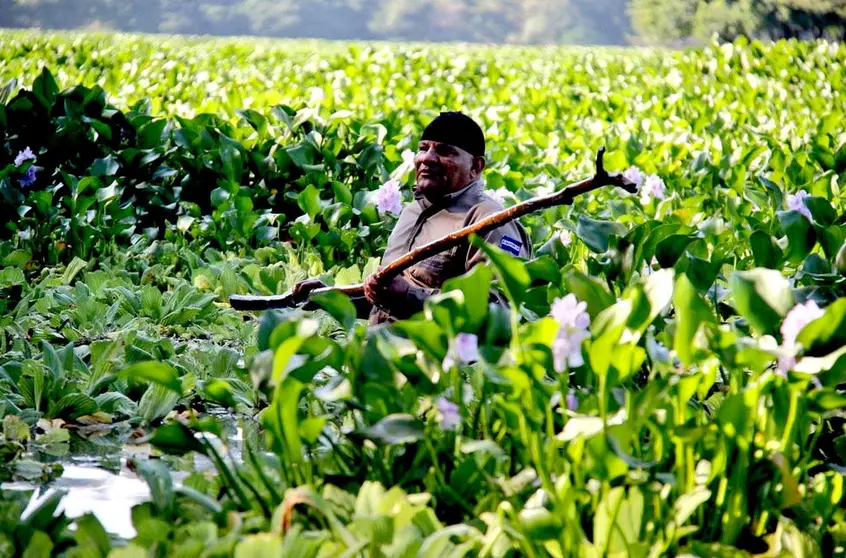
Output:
414,112,486,200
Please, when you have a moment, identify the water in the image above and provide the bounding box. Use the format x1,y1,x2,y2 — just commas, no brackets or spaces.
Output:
2,423,244,539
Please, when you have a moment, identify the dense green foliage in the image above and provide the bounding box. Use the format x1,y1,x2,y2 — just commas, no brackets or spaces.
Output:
3,0,845,45
630,0,846,44
1,31,845,557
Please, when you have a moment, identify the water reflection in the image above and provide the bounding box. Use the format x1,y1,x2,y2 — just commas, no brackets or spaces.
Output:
2,419,246,540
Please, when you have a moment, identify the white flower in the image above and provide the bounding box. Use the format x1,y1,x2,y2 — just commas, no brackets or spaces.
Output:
488,187,512,206
623,166,643,189
14,147,36,167
786,190,812,220
375,179,403,216
559,230,572,246
436,397,460,431
640,174,667,204
550,294,591,372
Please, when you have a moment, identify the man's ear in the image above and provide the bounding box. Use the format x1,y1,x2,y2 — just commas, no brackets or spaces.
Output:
472,156,486,177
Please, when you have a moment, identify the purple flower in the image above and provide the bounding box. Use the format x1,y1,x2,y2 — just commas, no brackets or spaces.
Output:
781,300,824,348
622,166,643,190
436,397,460,431
550,294,590,331
375,179,403,216
14,147,36,167
550,294,591,372
18,166,37,188
455,333,479,364
559,230,572,246
776,300,825,375
566,390,579,411
640,174,667,204
786,190,812,220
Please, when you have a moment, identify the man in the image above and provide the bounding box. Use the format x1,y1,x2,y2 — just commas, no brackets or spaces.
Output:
293,111,532,326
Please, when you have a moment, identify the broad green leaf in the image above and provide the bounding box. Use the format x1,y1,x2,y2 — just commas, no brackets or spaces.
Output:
311,290,357,330
471,235,530,306
134,459,174,515
147,422,206,456
119,361,182,395
576,215,626,253
673,273,716,366
796,298,846,357
730,268,794,336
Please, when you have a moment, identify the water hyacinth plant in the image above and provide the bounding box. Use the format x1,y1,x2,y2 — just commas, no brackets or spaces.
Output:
0,30,843,557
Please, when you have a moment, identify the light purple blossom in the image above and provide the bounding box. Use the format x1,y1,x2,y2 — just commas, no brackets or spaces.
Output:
775,300,825,375
550,294,591,372
18,166,37,188
640,174,667,204
566,390,579,411
375,179,403,216
559,230,572,246
623,166,643,190
14,147,36,167
550,294,591,331
436,397,460,431
455,333,479,364
786,190,812,220
462,383,474,405
443,333,479,369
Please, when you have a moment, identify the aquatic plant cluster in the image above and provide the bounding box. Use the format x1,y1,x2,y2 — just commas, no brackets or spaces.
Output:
0,31,845,556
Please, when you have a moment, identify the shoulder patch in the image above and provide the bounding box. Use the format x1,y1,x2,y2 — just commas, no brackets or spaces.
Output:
499,235,523,256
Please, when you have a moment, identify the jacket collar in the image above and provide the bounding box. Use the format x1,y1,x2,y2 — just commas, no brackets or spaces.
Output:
414,179,484,210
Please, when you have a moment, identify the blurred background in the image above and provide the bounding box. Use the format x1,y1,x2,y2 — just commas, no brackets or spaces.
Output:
1,0,844,46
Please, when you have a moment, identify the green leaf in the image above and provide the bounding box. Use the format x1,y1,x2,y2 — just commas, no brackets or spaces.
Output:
52,393,98,421
22,531,53,558
361,414,424,445
471,235,530,306
655,234,695,268
119,361,182,395
133,459,174,515
777,210,816,264
576,215,626,253
62,257,88,284
673,273,716,366
750,231,782,270
0,267,24,287
234,533,284,558
796,298,846,357
442,264,493,332
297,185,322,219
3,249,32,268
311,290,357,330
90,155,120,177
563,271,615,318
33,67,58,108
730,268,794,336
147,422,206,456
674,487,711,526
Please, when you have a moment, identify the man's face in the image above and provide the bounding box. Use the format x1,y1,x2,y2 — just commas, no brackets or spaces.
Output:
414,140,484,200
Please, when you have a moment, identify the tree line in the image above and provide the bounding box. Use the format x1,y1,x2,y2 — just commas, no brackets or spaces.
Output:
1,0,843,45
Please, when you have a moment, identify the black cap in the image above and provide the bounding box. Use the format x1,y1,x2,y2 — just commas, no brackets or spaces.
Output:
421,112,485,157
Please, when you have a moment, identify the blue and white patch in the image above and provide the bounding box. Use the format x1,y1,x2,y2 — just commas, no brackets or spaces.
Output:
499,235,523,256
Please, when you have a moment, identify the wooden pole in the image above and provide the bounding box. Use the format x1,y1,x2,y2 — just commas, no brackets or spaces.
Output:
230,148,637,311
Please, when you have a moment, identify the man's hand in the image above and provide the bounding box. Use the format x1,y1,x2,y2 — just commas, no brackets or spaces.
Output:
291,279,327,303
363,273,411,310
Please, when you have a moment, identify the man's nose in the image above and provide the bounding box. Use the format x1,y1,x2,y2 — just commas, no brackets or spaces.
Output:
416,146,439,166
